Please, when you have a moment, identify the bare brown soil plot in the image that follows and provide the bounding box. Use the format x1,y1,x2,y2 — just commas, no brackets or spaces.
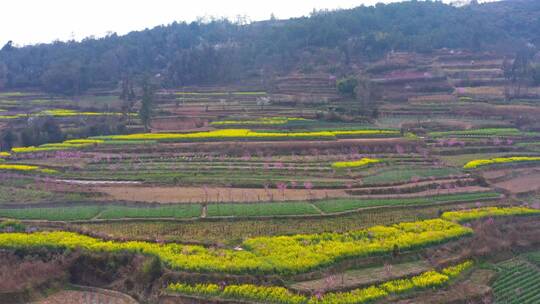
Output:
151,116,209,131
96,186,347,203
494,172,540,194
291,260,430,293
481,167,540,181
33,290,137,304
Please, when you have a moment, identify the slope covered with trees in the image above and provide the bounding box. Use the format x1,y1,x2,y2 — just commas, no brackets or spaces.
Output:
0,0,539,95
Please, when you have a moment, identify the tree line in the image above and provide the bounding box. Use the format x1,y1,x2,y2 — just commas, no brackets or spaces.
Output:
0,0,539,95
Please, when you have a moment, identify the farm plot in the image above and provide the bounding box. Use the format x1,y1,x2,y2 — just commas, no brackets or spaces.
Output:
165,261,474,304
206,202,319,217
0,206,102,221
1,207,532,278
491,257,540,304
428,128,538,138
0,204,203,221
290,260,431,292
70,200,505,245
96,186,347,203
361,166,464,185
0,176,92,204
34,289,138,304
0,190,501,222
99,204,202,219
313,192,500,214
0,211,507,276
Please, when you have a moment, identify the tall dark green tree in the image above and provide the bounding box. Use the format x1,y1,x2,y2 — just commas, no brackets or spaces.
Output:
1,129,16,151
139,80,155,131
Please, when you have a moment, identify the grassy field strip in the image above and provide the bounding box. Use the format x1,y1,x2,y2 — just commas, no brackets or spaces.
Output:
206,202,320,217
0,192,501,221
98,205,203,219
313,192,501,214
362,167,464,185
0,205,202,221
0,206,103,221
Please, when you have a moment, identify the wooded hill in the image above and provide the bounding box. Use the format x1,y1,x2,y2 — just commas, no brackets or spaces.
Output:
0,0,539,95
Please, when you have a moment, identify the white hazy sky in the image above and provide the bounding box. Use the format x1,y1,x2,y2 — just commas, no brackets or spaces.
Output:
1,0,497,45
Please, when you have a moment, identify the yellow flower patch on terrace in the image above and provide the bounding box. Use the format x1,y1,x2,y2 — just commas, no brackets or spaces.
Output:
442,260,473,278
12,146,67,153
0,92,28,97
0,164,57,174
0,218,472,275
166,261,474,304
463,156,540,169
410,271,449,288
312,286,388,304
0,108,127,120
63,139,104,145
11,139,103,153
332,158,381,168
102,129,399,141
441,207,540,222
10,129,400,154
0,152,10,157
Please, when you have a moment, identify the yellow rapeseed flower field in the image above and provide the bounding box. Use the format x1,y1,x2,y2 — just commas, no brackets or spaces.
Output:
463,156,540,169
331,158,381,168
0,218,472,275
166,260,473,304
0,164,57,174
442,206,540,222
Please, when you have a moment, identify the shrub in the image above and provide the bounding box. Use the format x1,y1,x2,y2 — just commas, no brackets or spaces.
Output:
337,77,358,97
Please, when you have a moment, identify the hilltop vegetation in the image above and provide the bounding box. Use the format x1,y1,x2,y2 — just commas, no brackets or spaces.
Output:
1,0,540,94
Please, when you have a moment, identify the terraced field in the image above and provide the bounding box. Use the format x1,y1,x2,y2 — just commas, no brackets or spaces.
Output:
492,257,540,304
0,46,539,304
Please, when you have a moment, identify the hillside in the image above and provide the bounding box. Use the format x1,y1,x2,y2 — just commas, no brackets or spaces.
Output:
1,0,540,95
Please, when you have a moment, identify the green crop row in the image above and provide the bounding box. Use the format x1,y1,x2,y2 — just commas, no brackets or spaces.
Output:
313,192,500,214
0,192,501,221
